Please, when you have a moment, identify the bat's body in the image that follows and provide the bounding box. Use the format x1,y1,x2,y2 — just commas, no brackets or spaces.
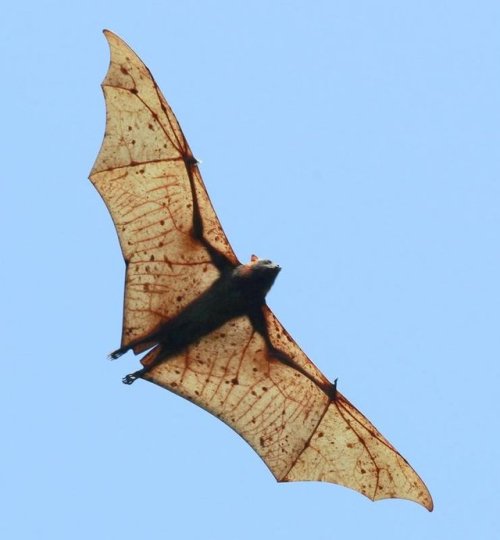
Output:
115,258,282,382
115,257,337,396
89,30,433,511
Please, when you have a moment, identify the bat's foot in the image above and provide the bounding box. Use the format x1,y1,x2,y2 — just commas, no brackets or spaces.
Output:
109,346,129,360
122,369,145,385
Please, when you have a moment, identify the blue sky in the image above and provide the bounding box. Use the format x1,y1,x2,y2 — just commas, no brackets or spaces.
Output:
2,1,499,538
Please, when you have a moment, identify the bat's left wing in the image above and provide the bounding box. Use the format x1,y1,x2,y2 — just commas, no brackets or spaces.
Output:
143,305,433,511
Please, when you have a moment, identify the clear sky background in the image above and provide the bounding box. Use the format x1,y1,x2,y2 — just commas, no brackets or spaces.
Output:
1,1,499,539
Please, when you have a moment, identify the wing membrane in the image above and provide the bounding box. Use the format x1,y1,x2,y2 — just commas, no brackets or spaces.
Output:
89,30,238,347
89,30,432,511
144,313,433,510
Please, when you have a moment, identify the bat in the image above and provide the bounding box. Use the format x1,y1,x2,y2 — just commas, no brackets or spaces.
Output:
89,30,433,511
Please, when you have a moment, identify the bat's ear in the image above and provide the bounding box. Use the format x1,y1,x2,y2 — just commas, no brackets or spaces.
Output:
250,254,259,263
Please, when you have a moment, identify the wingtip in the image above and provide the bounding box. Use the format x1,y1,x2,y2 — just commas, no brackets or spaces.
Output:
423,493,434,512
101,29,125,49
101,29,115,55
403,493,434,512
412,495,434,512
374,487,434,512
377,477,434,512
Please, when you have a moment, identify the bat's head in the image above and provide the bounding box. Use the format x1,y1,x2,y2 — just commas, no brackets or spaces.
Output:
233,255,281,300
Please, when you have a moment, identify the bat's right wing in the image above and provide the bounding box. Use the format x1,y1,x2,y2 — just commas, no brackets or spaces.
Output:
89,31,240,352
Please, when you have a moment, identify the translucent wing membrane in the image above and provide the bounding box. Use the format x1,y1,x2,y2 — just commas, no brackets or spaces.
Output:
90,31,238,348
144,316,433,509
89,30,432,511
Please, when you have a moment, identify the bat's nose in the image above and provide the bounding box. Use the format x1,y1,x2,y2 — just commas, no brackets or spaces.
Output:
267,261,281,272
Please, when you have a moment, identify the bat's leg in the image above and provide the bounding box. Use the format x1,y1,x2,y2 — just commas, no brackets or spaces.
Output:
122,343,169,384
110,333,160,359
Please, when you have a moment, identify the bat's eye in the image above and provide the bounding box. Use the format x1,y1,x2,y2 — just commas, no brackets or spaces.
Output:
262,259,280,271
259,259,278,267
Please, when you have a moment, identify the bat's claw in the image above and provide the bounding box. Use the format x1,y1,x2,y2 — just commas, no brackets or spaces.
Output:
122,373,138,385
326,378,338,401
109,346,128,360
122,368,146,385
